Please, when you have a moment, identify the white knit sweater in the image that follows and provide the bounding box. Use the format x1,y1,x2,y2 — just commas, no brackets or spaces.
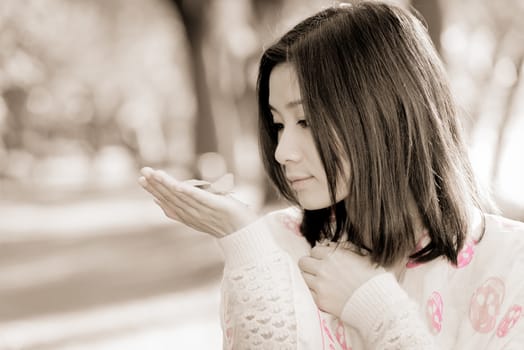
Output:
216,207,524,349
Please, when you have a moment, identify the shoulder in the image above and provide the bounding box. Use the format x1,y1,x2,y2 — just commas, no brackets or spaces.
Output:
464,215,524,338
486,214,524,233
262,206,304,237
482,214,524,246
261,206,311,261
471,214,524,277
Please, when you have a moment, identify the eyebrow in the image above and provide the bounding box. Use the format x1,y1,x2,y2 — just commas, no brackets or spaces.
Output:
269,99,303,111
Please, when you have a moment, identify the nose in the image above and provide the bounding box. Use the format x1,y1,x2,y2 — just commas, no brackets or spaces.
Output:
274,128,302,165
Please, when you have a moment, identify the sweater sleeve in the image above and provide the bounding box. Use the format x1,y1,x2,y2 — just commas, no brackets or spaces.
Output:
216,214,323,350
341,273,438,349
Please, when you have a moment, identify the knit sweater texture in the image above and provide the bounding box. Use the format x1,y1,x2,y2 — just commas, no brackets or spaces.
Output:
216,207,524,349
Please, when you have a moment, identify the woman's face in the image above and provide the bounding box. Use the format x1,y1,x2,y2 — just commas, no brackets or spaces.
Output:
268,63,350,210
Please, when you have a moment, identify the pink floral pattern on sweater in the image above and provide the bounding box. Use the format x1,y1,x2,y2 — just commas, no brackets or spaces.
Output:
455,238,476,268
496,304,522,338
278,213,302,237
318,312,352,350
469,277,505,333
426,291,444,334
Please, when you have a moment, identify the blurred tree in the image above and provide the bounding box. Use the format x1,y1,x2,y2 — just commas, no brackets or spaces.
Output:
464,0,523,186
169,0,218,158
441,0,524,217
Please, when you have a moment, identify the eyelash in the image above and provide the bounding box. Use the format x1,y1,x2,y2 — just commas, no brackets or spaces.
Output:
272,119,309,132
297,119,309,128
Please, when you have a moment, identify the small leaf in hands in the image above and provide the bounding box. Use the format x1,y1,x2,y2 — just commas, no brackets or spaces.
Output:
183,173,234,195
184,179,211,187
208,173,234,194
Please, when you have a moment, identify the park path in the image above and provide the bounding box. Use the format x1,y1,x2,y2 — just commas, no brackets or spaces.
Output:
0,187,224,349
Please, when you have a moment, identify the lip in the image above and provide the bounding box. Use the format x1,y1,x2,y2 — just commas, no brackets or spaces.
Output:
288,176,314,189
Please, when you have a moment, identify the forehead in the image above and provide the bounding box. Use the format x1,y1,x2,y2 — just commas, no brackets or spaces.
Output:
268,63,301,109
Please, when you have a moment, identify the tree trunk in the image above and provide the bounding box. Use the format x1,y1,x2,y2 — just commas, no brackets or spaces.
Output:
171,0,218,158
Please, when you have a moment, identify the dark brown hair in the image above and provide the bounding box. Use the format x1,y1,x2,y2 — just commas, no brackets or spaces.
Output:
257,1,491,266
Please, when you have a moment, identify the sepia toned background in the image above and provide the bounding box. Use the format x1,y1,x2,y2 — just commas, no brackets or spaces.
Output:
1,0,523,349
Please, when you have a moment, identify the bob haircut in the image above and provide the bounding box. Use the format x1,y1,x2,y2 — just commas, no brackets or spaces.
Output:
257,1,491,267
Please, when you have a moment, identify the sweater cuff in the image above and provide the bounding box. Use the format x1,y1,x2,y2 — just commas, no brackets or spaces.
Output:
341,273,408,334
216,216,280,269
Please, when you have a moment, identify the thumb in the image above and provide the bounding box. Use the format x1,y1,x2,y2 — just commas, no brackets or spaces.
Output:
310,244,336,259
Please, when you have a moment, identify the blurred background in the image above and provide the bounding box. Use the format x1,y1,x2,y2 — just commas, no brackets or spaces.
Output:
0,0,523,348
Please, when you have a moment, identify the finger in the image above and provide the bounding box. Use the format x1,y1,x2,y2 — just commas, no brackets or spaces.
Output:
154,170,233,206
147,171,180,203
148,173,227,229
142,168,181,203
143,170,235,233
153,197,181,221
140,176,172,205
142,172,223,235
153,196,209,232
298,256,319,275
310,245,336,259
140,166,156,178
150,183,206,221
301,273,321,309
139,169,165,196
138,176,148,188
153,181,215,219
166,176,227,212
140,177,194,222
138,175,162,198
301,270,317,290
152,170,235,213
143,171,206,217
153,170,178,187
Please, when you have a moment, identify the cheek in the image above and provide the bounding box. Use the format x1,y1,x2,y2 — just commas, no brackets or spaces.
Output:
308,163,349,206
297,180,333,210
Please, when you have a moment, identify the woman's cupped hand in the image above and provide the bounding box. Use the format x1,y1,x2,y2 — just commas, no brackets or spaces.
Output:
138,167,258,238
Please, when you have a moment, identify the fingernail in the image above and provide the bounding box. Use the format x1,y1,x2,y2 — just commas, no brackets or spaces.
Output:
153,171,164,182
141,167,154,177
138,176,147,186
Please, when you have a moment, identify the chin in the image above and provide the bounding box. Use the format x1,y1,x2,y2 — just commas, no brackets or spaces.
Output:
297,190,348,211
297,194,332,210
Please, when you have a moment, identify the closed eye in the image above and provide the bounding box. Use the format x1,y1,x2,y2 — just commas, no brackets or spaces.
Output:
297,119,309,128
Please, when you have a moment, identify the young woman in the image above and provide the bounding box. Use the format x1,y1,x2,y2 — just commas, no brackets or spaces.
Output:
139,1,524,348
